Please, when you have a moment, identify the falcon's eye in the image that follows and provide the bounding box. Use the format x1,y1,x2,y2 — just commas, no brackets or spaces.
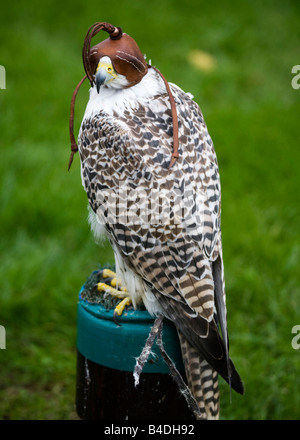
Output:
107,66,113,73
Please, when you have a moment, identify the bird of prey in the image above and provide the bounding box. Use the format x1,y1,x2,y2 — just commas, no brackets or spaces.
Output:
69,22,244,419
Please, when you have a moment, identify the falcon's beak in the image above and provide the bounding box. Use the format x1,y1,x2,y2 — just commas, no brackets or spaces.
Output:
95,68,109,93
95,60,117,93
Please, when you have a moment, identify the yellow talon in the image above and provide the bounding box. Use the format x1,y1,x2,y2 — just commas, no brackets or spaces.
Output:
98,269,131,318
101,269,128,292
110,277,128,292
102,268,117,279
114,296,132,316
97,282,128,299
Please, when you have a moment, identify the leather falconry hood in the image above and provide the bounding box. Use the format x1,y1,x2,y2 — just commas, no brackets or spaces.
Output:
87,32,148,87
69,22,179,170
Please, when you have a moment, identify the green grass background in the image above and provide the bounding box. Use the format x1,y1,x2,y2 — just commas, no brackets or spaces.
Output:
0,0,300,420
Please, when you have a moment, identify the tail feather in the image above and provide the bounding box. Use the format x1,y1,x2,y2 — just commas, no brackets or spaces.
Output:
178,331,220,420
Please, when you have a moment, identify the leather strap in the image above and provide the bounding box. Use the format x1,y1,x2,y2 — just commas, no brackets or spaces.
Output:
68,74,87,170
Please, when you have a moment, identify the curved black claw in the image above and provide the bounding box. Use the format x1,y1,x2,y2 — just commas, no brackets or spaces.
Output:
113,310,121,326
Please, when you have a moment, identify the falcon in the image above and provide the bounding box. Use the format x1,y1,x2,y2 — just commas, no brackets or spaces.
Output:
69,22,244,419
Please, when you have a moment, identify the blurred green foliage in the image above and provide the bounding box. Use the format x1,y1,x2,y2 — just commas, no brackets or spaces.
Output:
0,0,300,419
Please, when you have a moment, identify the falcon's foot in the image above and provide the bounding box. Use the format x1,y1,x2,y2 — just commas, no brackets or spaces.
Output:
113,296,132,317
97,269,132,322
